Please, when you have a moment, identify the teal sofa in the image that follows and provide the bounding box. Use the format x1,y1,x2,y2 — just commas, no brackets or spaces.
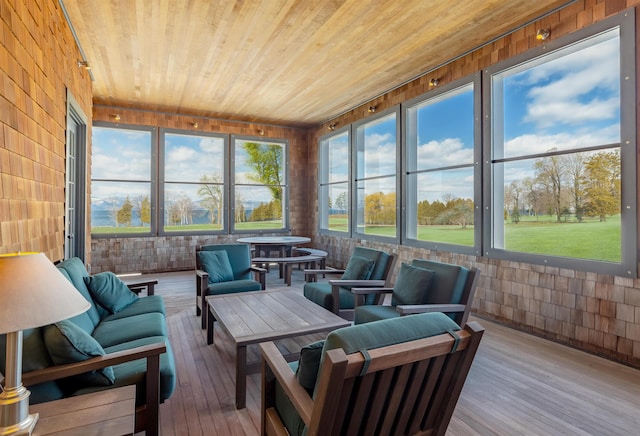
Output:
0,257,176,436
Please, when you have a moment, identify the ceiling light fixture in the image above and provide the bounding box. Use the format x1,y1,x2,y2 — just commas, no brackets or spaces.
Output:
429,78,440,87
113,114,120,121
193,122,198,128
77,60,90,70
368,106,377,113
258,129,265,136
328,123,337,131
536,28,550,41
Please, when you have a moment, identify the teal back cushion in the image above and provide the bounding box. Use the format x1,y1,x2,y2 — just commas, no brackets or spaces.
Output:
56,258,101,329
198,250,234,284
43,320,115,387
199,244,252,280
391,263,434,306
411,259,469,305
295,313,460,397
351,246,390,281
84,272,138,314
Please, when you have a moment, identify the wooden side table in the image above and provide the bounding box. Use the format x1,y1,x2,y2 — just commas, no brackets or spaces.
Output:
30,385,135,435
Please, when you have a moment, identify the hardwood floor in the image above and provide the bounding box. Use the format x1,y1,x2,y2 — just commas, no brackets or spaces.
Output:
145,268,640,435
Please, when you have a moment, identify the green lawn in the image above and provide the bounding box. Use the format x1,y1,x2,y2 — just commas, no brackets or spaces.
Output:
92,220,285,234
328,215,621,262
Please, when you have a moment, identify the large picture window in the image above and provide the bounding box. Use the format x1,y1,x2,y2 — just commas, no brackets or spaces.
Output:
161,130,227,234
232,136,288,232
404,76,480,253
319,128,350,235
485,13,635,275
91,124,154,236
353,109,399,241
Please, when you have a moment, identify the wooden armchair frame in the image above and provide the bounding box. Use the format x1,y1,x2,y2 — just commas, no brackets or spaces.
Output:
261,321,484,436
352,266,480,326
22,342,166,436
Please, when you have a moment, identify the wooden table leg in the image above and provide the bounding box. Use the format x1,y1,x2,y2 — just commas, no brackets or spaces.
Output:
236,345,247,409
207,308,215,345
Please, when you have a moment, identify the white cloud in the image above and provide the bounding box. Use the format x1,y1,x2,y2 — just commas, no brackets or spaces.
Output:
417,138,473,167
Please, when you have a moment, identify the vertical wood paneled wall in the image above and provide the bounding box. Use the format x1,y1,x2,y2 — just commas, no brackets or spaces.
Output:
0,0,92,261
89,106,309,273
307,0,640,368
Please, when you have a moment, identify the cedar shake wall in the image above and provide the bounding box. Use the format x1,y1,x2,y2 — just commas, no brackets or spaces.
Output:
307,0,640,367
89,106,309,274
0,0,92,261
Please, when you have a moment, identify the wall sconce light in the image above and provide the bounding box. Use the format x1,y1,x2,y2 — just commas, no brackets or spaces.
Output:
193,122,198,128
368,106,377,113
77,60,90,70
536,29,550,41
113,114,121,121
258,129,265,136
429,78,440,87
328,123,337,131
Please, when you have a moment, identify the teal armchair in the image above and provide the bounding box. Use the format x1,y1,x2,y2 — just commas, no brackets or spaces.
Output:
303,247,395,320
196,244,267,329
352,259,479,326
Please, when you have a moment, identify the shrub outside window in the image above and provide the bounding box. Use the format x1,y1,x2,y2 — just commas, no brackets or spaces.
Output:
90,124,155,236
404,75,480,254
232,136,288,232
485,13,636,276
319,128,350,235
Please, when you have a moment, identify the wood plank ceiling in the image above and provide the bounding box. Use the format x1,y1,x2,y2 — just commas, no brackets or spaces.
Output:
61,0,573,128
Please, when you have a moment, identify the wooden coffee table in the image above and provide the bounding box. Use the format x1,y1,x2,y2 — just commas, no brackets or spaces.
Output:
205,290,350,408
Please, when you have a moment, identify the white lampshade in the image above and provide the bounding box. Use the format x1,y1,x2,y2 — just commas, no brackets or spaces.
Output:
0,253,91,334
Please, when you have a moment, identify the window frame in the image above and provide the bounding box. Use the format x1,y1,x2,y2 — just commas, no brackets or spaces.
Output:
401,73,482,256
230,134,290,234
482,10,636,276
90,122,157,238
159,128,229,236
318,125,352,237
351,105,401,243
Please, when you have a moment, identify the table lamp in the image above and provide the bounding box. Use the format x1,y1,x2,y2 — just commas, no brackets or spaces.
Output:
0,253,91,435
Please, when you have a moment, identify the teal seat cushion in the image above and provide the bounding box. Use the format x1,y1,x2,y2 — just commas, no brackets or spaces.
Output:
412,259,469,305
340,255,374,282
198,244,253,280
43,320,115,388
354,304,400,324
207,279,262,295
56,267,96,334
198,250,234,284
84,272,138,314
295,340,325,393
303,282,357,311
391,263,434,306
74,336,177,405
91,312,167,348
101,295,166,321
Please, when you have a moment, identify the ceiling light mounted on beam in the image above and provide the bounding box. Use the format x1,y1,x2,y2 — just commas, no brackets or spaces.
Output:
429,78,440,87
193,122,198,128
536,28,550,41
258,129,265,136
113,114,120,121
77,60,90,70
328,123,337,131
368,106,377,113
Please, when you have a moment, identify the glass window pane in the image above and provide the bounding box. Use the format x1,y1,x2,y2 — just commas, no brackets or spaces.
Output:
412,168,475,246
356,113,396,179
163,182,223,232
165,133,225,182
495,150,621,262
90,181,151,234
327,183,349,233
326,132,349,183
234,185,283,230
355,177,396,237
92,127,151,180
235,140,285,185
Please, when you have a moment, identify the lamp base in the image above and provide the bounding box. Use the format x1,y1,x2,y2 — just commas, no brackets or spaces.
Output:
0,413,38,436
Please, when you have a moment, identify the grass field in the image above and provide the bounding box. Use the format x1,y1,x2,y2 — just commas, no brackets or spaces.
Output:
328,215,621,262
92,220,283,234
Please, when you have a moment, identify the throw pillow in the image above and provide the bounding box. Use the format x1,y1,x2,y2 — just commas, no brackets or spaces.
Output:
341,255,375,281
43,320,115,386
198,250,234,284
84,272,138,314
391,263,435,306
295,340,325,393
